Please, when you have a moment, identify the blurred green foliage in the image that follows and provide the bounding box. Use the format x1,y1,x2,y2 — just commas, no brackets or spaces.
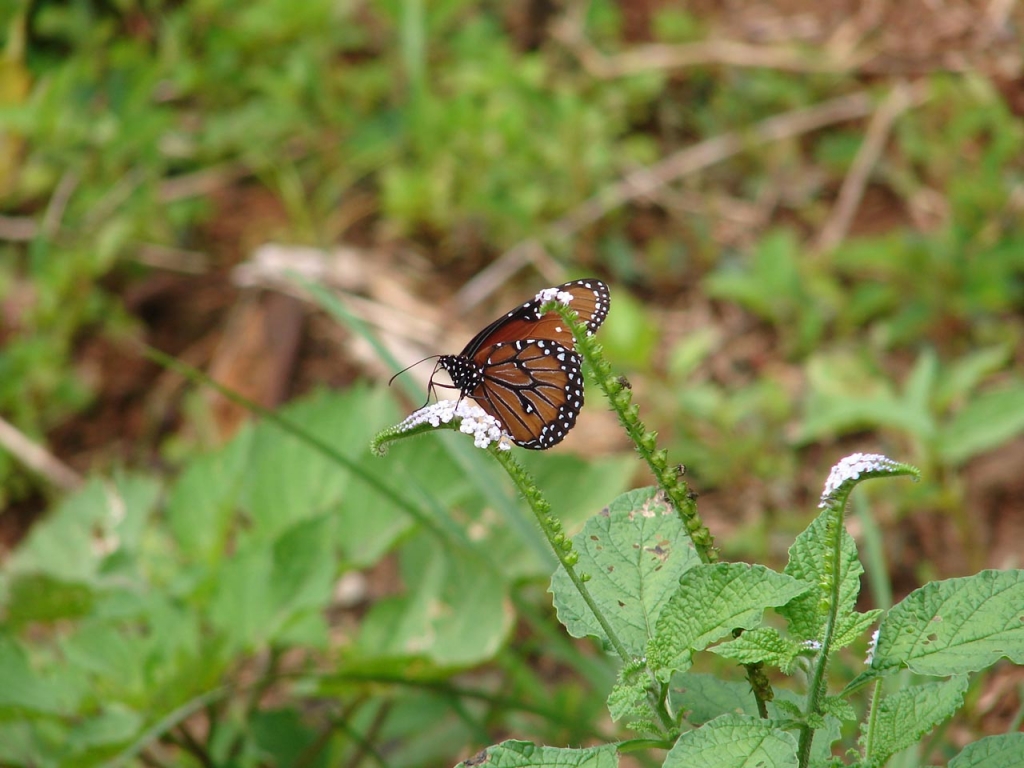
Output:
0,386,634,764
2,0,1024,764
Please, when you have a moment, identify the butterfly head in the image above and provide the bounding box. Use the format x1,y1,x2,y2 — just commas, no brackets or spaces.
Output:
436,354,484,397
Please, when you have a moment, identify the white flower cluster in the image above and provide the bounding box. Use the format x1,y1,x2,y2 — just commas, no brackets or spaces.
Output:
819,452,901,507
865,629,880,665
394,399,510,451
535,287,574,306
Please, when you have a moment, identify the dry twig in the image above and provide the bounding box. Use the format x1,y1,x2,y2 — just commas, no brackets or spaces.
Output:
0,415,83,492
157,162,251,203
0,215,37,241
565,37,869,78
40,170,79,239
815,80,930,253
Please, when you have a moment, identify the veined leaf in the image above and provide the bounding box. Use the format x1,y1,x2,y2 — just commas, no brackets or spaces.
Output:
861,676,969,768
664,714,798,768
708,628,805,674
938,384,1024,466
648,563,809,680
871,570,1024,675
356,531,512,667
779,507,864,644
455,740,618,767
0,636,78,716
550,487,701,655
949,732,1024,768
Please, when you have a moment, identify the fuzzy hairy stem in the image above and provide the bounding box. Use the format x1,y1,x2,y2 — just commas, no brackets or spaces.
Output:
548,299,774,721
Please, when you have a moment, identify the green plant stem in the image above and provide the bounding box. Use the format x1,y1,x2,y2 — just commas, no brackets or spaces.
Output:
293,717,341,768
551,301,775,717
492,447,674,733
552,303,718,565
171,724,215,768
112,687,231,767
797,499,846,767
137,749,172,768
854,492,892,611
861,678,884,766
344,700,393,768
492,449,631,663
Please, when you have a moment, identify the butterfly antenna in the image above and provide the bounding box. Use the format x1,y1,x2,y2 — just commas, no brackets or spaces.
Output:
422,359,456,407
388,354,441,387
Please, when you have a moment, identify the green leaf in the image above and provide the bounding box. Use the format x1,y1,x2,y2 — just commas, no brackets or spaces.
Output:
704,229,804,327
207,514,335,652
132,595,208,692
647,563,810,680
550,487,701,655
7,474,159,584
861,676,969,768
949,732,1024,768
331,442,418,568
871,570,1024,675
669,674,764,724
240,387,400,537
902,348,938,416
0,722,45,765
799,391,919,443
517,453,635,574
779,507,864,643
708,628,805,673
598,288,659,368
61,620,147,700
436,452,635,584
938,384,1024,465
65,703,142,754
4,573,95,625
208,543,276,653
832,608,884,651
455,740,618,767
0,636,76,716
607,666,651,724
664,714,798,768
820,695,856,723
356,532,512,667
166,428,251,563
780,456,915,646
799,354,931,443
672,672,844,763
102,472,162,557
250,708,325,768
269,515,336,640
934,345,1011,408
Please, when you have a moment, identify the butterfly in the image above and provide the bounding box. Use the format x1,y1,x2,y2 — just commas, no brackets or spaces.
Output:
432,279,610,449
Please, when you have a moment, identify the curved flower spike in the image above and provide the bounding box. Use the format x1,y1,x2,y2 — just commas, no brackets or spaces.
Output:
372,399,512,455
819,452,917,510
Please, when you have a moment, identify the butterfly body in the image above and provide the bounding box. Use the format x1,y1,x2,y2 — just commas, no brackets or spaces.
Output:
435,279,609,449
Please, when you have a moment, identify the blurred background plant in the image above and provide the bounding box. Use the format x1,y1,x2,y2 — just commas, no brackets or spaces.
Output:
1,0,1022,765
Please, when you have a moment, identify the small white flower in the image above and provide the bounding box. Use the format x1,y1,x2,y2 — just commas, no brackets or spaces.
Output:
865,629,880,665
535,287,574,306
819,452,902,507
394,400,510,451
802,639,822,652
